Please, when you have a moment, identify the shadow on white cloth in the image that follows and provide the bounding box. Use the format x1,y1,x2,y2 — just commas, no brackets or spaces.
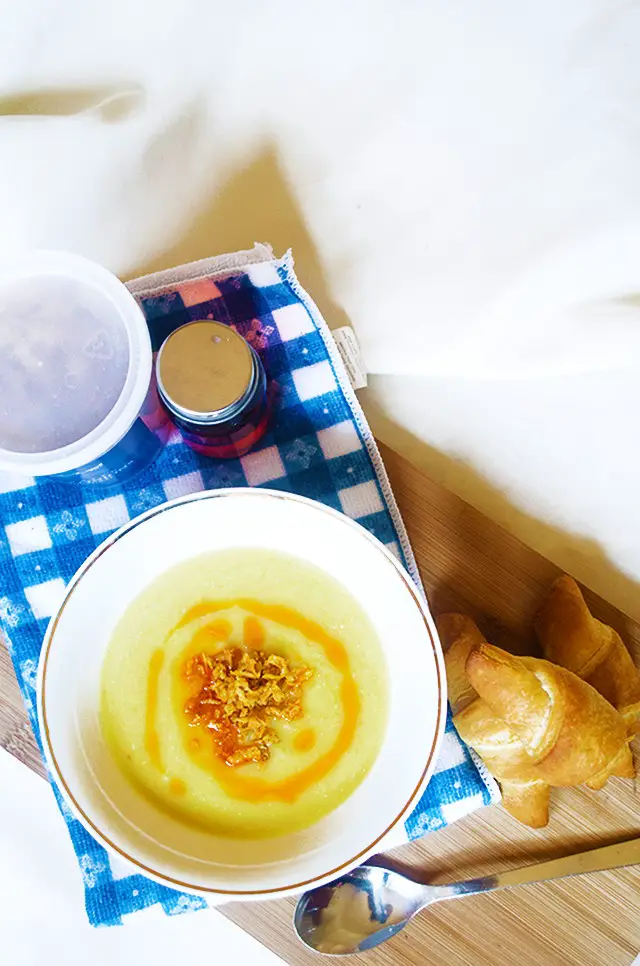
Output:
1,3,639,609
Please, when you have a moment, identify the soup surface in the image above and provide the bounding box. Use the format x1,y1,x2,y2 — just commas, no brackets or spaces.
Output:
100,548,388,837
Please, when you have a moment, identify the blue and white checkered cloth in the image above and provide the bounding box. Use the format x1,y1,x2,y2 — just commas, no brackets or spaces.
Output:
0,247,497,926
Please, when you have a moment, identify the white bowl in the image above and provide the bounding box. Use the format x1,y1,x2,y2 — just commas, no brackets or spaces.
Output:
37,489,446,901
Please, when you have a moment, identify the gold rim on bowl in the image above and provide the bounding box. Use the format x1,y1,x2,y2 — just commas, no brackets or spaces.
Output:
38,488,445,898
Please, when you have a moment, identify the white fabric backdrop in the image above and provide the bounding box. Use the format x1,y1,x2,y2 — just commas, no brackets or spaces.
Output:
0,749,282,965
3,0,640,376
1,4,640,954
1,0,639,616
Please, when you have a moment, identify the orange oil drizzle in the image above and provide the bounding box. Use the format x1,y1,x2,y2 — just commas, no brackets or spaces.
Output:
293,728,316,752
188,618,232,655
175,602,221,629
243,614,265,648
169,777,187,796
168,599,361,804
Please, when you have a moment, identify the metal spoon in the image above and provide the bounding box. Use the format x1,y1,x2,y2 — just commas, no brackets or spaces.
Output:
294,836,640,955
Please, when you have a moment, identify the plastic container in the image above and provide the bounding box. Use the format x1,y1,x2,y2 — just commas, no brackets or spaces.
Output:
156,320,269,459
0,251,160,486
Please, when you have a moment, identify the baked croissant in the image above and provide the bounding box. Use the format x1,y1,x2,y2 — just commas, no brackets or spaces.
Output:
439,614,550,827
535,575,640,733
439,614,634,828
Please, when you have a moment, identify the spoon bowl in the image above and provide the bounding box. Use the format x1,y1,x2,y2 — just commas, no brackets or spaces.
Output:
294,865,429,955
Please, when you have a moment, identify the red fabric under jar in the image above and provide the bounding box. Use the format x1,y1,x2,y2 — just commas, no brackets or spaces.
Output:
156,320,269,459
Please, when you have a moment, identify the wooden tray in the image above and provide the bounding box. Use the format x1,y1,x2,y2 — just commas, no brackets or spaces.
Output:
2,443,640,965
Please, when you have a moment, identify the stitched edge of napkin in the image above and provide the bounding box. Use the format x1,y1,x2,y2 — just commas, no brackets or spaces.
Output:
127,242,274,298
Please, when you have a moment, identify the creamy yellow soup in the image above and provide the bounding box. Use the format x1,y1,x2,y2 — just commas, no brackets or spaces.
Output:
100,548,388,838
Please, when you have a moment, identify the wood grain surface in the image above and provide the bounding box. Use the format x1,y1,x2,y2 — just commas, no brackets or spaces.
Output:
1,442,639,965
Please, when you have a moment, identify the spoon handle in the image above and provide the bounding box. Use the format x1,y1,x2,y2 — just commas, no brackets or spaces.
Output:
430,836,640,904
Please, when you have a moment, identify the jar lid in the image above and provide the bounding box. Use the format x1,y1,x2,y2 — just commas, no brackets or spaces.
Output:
157,320,254,419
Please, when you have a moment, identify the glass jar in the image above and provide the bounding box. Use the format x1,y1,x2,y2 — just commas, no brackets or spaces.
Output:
156,320,269,459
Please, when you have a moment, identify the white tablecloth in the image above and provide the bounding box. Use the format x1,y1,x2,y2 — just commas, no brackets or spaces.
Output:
0,749,282,964
2,1,640,958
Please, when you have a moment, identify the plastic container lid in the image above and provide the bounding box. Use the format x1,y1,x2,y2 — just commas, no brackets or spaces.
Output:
0,251,152,476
